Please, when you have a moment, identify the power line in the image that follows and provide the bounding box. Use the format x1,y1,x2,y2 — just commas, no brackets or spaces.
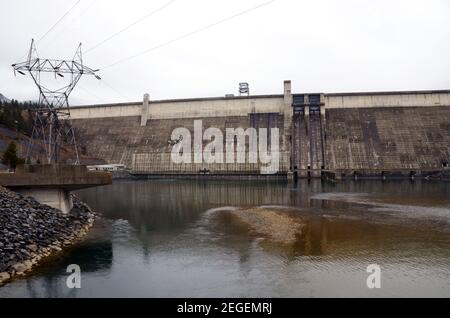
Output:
101,0,276,70
78,80,132,104
78,0,99,18
17,0,82,61
37,0,82,43
84,0,178,54
43,0,99,50
77,84,106,104
101,79,134,101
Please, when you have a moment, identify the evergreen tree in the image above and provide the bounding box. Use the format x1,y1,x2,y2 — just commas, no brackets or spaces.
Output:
2,141,25,169
0,99,34,136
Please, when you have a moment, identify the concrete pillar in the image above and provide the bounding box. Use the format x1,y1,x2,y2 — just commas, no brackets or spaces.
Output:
131,153,136,171
320,93,326,117
283,80,293,173
283,80,292,109
304,105,311,174
320,93,326,169
141,93,150,126
287,171,295,182
304,105,310,134
17,188,73,214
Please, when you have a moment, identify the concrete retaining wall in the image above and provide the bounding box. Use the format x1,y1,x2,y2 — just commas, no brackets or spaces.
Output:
325,91,450,109
132,152,290,174
70,96,285,120
72,114,288,172
16,188,73,213
69,84,450,176
325,106,450,170
69,90,450,121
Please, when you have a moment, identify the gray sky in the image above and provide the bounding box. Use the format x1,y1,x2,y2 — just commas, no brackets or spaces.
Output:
1,0,450,105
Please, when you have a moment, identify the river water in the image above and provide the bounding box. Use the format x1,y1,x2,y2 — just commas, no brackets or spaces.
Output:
1,179,450,297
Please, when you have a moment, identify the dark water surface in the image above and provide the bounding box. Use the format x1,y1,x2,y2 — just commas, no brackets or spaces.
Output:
1,180,450,297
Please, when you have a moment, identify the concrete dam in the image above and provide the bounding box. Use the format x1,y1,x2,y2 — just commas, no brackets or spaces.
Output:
69,81,450,179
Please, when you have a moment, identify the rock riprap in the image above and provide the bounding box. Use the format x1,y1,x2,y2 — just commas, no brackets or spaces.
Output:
0,186,95,286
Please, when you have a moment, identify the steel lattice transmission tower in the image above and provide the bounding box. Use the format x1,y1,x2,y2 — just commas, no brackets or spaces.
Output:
12,39,101,164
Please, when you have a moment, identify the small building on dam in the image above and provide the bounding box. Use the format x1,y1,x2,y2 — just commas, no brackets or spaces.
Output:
69,81,450,179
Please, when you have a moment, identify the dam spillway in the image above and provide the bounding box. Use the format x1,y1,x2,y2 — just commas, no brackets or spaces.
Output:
68,81,450,179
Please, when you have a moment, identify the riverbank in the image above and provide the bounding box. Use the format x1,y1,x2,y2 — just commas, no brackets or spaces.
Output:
0,186,95,286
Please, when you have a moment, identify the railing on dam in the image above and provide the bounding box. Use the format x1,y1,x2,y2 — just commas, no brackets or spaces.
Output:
131,152,291,175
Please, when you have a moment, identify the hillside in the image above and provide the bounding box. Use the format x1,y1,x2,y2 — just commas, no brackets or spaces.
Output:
0,93,10,103
0,124,104,165
0,98,104,165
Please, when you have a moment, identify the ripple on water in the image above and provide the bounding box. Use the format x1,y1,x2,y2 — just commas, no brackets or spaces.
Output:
204,206,239,216
311,192,450,222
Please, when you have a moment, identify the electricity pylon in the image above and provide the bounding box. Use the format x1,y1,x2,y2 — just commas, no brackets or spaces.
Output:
12,39,101,164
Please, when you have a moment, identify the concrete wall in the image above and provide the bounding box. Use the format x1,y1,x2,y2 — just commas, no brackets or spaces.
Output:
0,165,112,213
72,114,289,173
16,188,73,214
70,95,284,120
325,106,450,170
132,152,290,174
70,102,142,119
70,90,450,121
325,91,450,109
68,85,450,176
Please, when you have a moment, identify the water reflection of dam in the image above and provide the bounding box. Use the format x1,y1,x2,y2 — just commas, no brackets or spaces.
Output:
78,180,450,232
77,179,450,260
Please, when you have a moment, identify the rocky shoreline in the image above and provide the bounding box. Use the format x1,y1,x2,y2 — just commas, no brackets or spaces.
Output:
0,186,95,286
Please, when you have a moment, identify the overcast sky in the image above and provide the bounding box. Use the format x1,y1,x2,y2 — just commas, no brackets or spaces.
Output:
1,0,450,105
